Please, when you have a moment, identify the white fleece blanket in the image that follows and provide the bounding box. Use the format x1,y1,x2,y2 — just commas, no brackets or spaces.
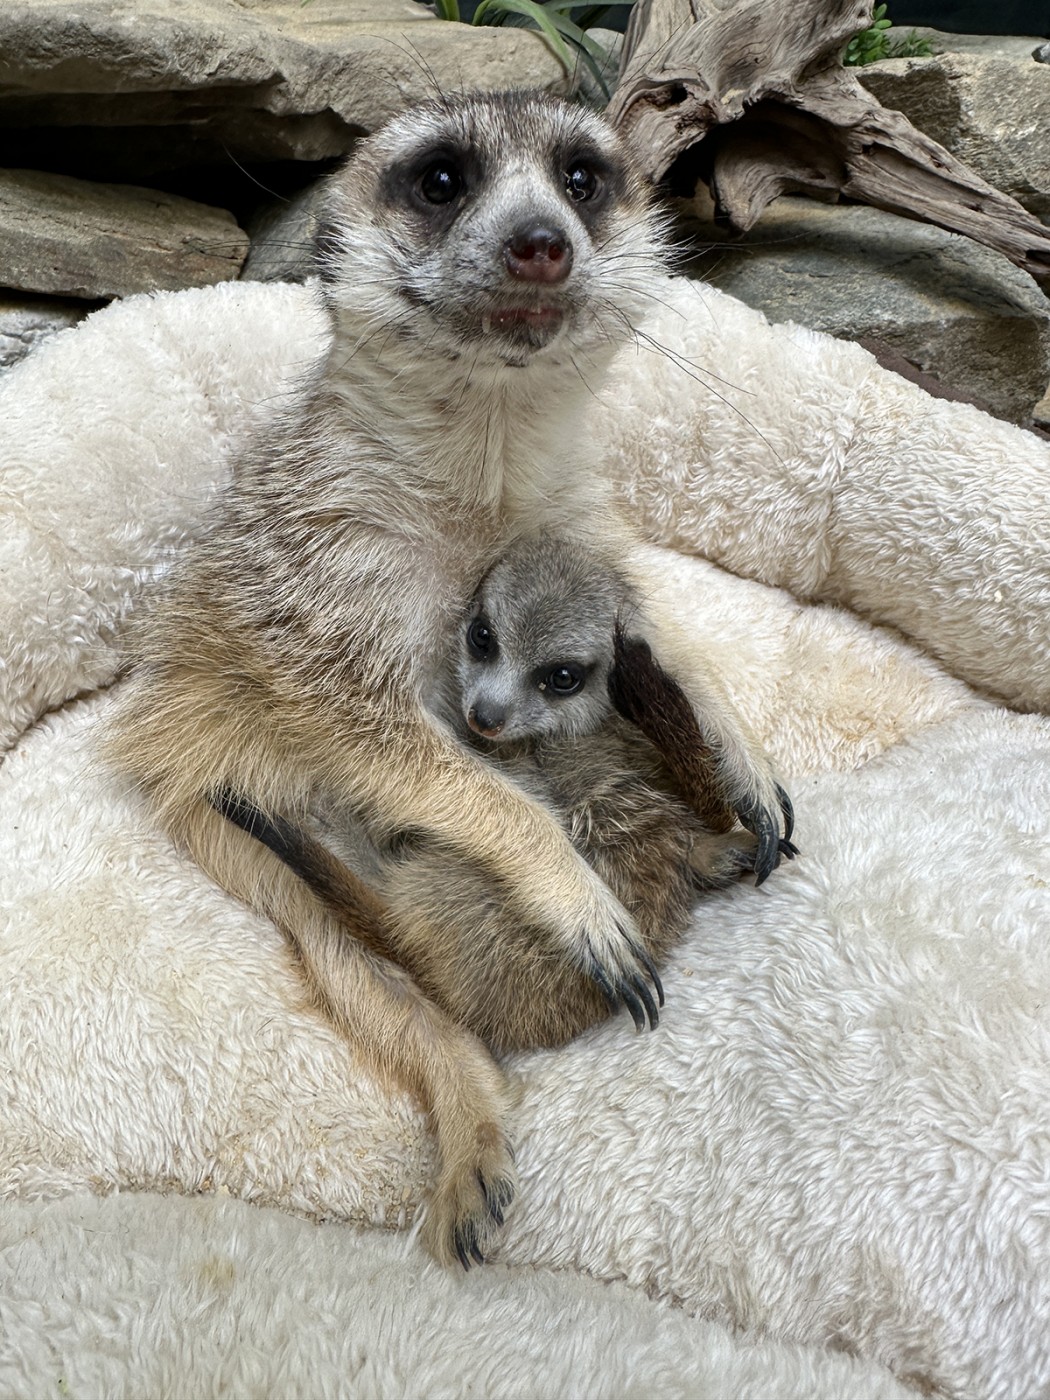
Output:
1,278,1048,1400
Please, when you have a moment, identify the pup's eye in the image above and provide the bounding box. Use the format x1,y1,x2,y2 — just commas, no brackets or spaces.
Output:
467,618,496,658
564,165,599,202
544,664,584,696
419,160,463,205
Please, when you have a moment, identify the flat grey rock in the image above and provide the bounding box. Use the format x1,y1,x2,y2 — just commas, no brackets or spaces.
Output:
0,0,568,167
683,196,1050,425
0,168,248,299
858,31,1050,224
0,292,86,370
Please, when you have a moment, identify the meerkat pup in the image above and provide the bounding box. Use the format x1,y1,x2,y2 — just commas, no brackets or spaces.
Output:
302,533,789,1054
109,91,791,1268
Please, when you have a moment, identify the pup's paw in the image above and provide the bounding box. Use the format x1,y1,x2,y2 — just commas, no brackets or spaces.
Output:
688,826,798,890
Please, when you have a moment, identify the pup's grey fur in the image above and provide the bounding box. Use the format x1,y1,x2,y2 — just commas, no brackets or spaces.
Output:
312,534,771,1052
109,91,790,1268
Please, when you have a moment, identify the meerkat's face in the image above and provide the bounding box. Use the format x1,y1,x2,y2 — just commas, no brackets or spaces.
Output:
453,537,630,744
318,91,663,368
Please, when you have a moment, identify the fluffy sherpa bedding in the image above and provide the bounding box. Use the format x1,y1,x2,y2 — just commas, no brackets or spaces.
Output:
1,276,1048,1400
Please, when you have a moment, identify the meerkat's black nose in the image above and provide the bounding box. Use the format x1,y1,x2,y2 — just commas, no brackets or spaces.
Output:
503,224,573,285
468,704,506,739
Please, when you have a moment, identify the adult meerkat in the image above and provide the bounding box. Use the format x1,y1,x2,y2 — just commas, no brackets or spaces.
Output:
110,91,790,1267
295,534,793,1054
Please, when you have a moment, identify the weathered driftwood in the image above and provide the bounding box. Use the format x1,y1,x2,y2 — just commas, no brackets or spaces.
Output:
607,0,1050,286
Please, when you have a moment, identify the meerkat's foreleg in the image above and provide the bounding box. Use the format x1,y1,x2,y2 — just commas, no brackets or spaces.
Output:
315,706,664,1024
171,792,517,1269
617,547,794,877
607,625,796,878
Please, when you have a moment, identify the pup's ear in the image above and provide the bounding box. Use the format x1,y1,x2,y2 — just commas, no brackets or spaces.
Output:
608,624,735,833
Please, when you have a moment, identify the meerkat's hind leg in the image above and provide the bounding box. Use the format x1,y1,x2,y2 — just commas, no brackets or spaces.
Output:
174,792,518,1270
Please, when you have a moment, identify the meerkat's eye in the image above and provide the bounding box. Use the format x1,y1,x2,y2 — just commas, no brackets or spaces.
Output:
467,618,496,659
564,165,599,202
542,664,585,696
418,159,464,205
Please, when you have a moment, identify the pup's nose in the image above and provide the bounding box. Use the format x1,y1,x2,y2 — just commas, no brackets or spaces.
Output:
467,705,506,739
503,224,573,284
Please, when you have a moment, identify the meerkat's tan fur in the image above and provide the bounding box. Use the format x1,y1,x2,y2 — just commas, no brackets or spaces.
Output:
109,91,788,1267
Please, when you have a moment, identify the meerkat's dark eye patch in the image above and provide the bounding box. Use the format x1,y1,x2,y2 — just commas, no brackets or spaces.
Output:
467,617,497,660
381,144,479,218
536,662,586,696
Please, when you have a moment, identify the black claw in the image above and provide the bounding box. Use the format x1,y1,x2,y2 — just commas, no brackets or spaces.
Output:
455,1218,483,1271
630,941,665,1009
751,810,779,885
476,1170,495,1223
619,983,647,1032
775,783,795,843
477,1170,514,1227
779,837,799,860
588,956,620,1013
631,976,659,1030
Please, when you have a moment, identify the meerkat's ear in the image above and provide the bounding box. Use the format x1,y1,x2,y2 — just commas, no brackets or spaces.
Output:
608,625,736,833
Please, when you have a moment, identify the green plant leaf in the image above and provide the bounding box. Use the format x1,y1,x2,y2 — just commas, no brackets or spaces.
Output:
538,0,609,11
545,10,618,95
472,0,576,69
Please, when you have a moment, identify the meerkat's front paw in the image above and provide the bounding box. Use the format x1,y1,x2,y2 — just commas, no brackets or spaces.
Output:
733,779,796,884
717,786,793,885
421,1129,517,1270
572,876,664,1032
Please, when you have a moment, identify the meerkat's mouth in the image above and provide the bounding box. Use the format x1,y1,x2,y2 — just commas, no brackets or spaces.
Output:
482,306,563,334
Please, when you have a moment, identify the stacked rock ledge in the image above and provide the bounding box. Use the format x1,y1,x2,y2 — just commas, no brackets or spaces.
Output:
683,196,1050,426
0,169,249,300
